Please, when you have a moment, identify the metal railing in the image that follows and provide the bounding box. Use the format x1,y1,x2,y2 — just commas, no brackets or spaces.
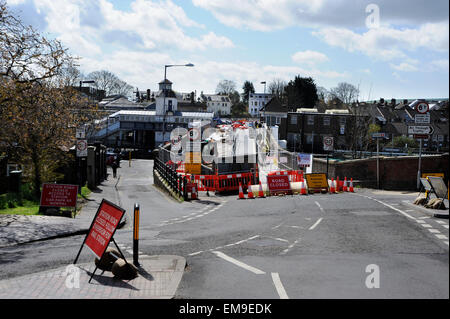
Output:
154,157,187,199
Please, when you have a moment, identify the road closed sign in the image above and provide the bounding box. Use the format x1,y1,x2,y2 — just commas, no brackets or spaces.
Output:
267,175,292,195
84,199,125,259
323,136,334,151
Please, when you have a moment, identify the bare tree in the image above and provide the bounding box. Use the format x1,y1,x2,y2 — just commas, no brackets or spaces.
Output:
87,70,133,97
268,78,287,103
216,79,236,95
329,82,360,104
316,86,329,103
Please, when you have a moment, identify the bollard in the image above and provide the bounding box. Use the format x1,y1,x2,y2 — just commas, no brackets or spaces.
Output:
133,203,140,267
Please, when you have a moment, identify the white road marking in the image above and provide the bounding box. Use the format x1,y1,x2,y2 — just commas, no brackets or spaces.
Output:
272,222,284,230
188,251,204,256
272,237,289,243
435,220,447,225
421,224,432,228
428,229,441,234
416,220,426,224
443,225,449,229
309,217,323,230
271,273,289,299
443,241,449,246
354,194,416,220
315,201,324,213
212,251,265,275
419,216,430,219
234,235,260,245
435,234,448,240
280,238,301,255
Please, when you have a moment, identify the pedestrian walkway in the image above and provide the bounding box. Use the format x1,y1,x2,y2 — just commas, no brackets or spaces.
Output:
0,168,123,248
0,255,186,299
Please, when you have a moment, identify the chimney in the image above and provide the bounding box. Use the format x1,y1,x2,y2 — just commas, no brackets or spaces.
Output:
391,98,396,107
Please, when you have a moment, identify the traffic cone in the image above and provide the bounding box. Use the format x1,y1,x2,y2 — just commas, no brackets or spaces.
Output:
258,181,265,198
349,178,354,192
238,182,245,200
300,179,307,195
343,177,348,192
336,176,340,192
330,178,335,193
247,182,255,199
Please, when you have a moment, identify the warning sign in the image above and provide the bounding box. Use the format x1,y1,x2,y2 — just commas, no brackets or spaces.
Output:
305,173,329,192
185,152,202,175
84,199,125,259
267,175,292,195
40,184,78,208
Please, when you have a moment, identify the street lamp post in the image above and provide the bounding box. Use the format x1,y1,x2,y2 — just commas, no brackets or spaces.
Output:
77,80,95,194
162,63,194,143
260,81,266,123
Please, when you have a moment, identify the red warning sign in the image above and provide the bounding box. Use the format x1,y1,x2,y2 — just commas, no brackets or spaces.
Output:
40,184,78,207
267,175,292,195
84,199,125,259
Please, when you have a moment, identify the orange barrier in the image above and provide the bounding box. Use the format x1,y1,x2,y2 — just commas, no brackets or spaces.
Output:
258,181,265,198
330,178,336,193
267,170,303,183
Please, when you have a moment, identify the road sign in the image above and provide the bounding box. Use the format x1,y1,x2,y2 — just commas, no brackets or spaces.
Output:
267,175,292,195
323,136,334,151
76,127,86,139
305,173,329,192
415,102,429,114
76,139,88,157
414,134,429,139
415,113,430,124
189,128,200,141
408,125,434,135
84,199,125,259
372,132,388,139
40,184,78,208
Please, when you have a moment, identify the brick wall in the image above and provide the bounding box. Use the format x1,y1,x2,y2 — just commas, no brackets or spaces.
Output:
313,154,449,190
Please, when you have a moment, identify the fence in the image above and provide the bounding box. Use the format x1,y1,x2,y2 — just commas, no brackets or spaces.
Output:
154,157,186,199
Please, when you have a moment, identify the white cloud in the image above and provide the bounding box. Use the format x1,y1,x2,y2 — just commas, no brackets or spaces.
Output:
292,50,329,66
430,59,449,71
313,22,449,62
193,0,449,31
390,62,418,72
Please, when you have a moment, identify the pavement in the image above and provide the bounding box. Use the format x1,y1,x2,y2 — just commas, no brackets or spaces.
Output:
0,166,186,299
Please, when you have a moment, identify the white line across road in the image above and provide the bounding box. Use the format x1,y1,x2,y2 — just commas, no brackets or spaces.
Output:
212,251,265,275
271,273,289,299
315,201,324,213
309,217,323,230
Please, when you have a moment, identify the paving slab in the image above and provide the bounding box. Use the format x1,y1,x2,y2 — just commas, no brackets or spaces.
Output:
0,255,185,299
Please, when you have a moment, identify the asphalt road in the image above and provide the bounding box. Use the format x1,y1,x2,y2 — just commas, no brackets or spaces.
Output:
0,159,448,299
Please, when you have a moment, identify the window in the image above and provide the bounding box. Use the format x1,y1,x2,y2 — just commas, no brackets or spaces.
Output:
323,116,331,126
290,115,297,125
276,117,281,125
339,117,346,125
307,115,314,125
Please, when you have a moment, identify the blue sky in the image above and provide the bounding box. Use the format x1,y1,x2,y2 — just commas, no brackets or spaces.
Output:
7,0,449,100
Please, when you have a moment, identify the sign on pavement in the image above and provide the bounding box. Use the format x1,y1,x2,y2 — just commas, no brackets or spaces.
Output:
84,199,126,259
76,127,86,139
305,173,329,193
267,175,292,195
40,183,78,208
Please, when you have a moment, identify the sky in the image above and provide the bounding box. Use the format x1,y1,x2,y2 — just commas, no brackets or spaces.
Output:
7,0,449,100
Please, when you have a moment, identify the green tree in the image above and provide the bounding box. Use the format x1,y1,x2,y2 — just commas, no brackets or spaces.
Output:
241,81,255,104
285,76,318,110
